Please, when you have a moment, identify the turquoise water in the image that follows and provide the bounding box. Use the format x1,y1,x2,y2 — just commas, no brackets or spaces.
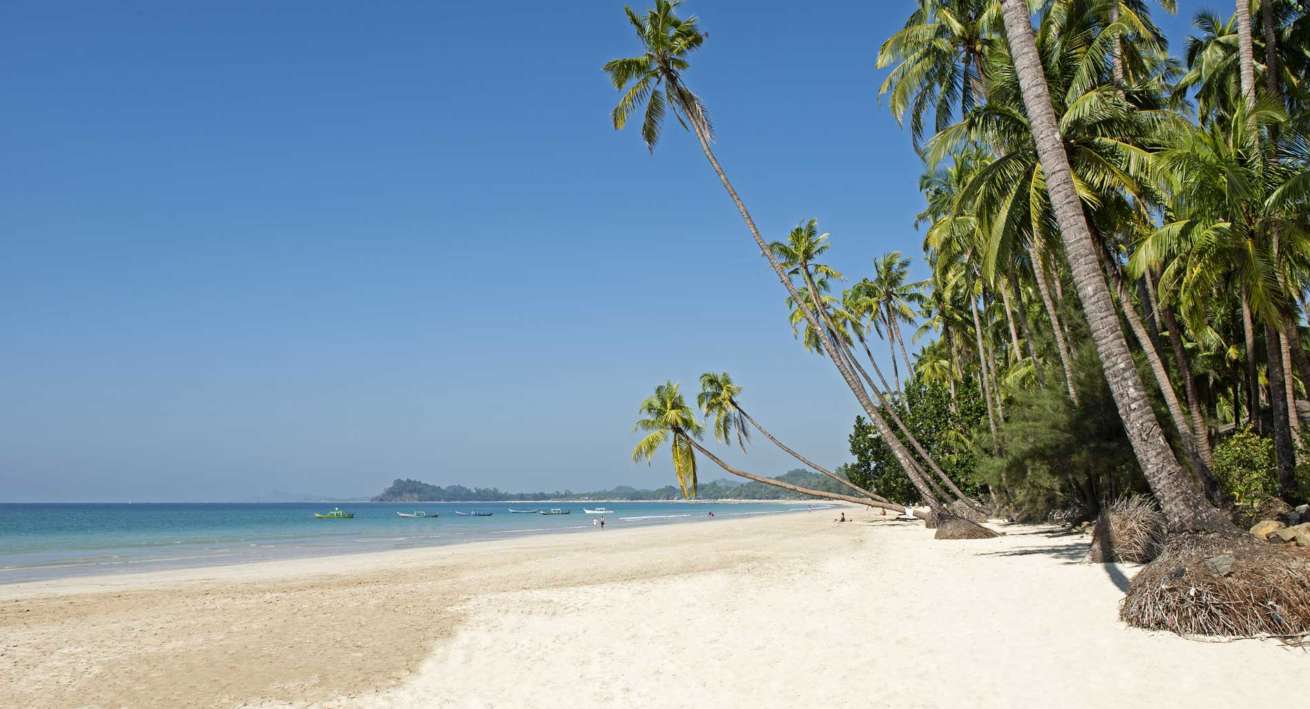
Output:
0,501,822,584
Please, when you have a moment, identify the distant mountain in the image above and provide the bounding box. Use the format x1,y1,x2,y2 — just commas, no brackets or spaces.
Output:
372,470,853,502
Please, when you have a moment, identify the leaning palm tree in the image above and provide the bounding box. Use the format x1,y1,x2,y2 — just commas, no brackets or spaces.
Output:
697,371,887,502
634,382,915,514
850,251,925,392
995,0,1230,533
632,382,704,498
605,3,978,531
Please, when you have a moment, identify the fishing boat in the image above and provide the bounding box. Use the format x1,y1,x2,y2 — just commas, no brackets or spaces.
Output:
508,508,540,514
396,511,431,518
314,507,353,519
539,508,571,515
455,511,494,517
583,508,614,515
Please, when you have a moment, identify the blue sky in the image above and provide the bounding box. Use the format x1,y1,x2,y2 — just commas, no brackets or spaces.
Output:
1,1,1209,501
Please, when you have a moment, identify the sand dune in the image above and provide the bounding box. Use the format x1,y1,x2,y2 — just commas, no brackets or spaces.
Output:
3,509,1304,708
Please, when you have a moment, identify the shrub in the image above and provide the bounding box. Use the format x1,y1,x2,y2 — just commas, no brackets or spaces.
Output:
1212,428,1278,514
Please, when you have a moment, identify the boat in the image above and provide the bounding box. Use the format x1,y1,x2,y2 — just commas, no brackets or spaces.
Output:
539,508,571,515
508,508,541,514
584,508,614,515
314,507,354,519
455,511,494,517
396,511,432,518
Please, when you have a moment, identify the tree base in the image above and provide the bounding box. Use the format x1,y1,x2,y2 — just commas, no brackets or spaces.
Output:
949,499,988,523
1121,532,1310,637
933,514,1000,540
1088,496,1166,563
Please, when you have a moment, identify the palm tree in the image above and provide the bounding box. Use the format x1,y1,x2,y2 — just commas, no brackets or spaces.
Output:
697,371,888,502
634,382,918,514
849,252,925,393
996,0,1230,532
606,1,981,526
877,0,1000,150
631,382,704,498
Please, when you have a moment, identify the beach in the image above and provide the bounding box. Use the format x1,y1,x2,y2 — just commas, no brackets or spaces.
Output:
2,508,1304,708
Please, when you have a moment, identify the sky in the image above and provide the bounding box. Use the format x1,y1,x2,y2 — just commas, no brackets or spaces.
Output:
1,1,1211,501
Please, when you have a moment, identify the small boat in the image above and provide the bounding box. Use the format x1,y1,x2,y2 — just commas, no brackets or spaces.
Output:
314,507,354,519
508,508,541,514
396,511,432,518
539,508,571,515
455,511,494,517
583,508,614,515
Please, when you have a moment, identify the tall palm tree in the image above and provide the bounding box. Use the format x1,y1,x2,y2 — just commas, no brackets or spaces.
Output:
606,1,976,525
697,371,887,502
997,0,1230,532
634,382,917,514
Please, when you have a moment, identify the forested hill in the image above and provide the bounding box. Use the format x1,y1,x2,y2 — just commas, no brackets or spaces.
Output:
372,470,854,502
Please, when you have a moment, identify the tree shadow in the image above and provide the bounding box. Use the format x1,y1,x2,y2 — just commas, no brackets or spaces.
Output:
979,540,1132,593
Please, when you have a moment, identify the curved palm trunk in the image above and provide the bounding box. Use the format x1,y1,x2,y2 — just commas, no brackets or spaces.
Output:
683,435,924,518
683,119,947,516
1030,241,1080,404
999,0,1231,533
732,403,890,503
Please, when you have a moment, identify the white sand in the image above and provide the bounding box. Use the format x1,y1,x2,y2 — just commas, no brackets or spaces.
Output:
4,510,1305,708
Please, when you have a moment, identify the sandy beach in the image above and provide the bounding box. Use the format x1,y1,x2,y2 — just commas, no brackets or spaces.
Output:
2,509,1304,708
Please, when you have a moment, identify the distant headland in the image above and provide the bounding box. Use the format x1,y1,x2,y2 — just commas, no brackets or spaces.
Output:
372,470,856,502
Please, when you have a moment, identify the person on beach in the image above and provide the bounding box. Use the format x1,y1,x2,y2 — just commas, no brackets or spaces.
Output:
600,518,605,529
834,512,847,523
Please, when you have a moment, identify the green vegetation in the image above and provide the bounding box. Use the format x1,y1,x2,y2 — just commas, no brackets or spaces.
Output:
1213,429,1278,515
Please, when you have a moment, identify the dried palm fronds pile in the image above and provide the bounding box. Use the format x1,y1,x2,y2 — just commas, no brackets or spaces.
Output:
1089,495,1166,563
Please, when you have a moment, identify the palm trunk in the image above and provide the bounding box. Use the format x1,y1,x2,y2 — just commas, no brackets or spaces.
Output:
1235,0,1258,109
1266,324,1299,497
999,281,1023,365
1011,285,1045,382
1281,319,1301,435
733,403,889,503
1159,305,1216,469
971,297,1001,452
682,434,920,516
1096,241,1211,483
893,319,915,383
1241,287,1260,428
1030,241,1080,404
1110,4,1125,85
999,0,1230,533
847,333,985,511
683,121,947,515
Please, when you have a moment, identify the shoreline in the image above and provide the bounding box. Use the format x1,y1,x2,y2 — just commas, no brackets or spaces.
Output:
0,500,830,587
4,509,1303,708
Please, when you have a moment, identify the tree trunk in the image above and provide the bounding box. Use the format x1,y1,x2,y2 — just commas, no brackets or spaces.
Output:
1281,318,1301,435
1266,325,1299,498
733,403,890,503
1241,288,1260,429
893,319,915,383
1011,282,1045,382
1097,242,1214,486
999,281,1024,365
998,0,1231,533
1030,241,1080,404
1159,305,1216,469
1110,3,1125,85
683,435,920,516
972,297,1001,452
1236,0,1257,108
682,119,948,514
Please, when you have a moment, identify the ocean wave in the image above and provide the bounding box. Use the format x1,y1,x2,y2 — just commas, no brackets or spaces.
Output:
619,514,692,521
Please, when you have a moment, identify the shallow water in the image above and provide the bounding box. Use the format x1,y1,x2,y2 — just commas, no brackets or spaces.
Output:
0,501,824,583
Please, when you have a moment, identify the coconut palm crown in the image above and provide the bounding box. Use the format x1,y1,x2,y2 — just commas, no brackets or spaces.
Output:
632,382,705,498
697,372,750,451
603,0,711,152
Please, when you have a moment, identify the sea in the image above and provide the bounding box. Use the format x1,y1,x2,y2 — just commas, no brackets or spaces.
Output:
0,501,826,584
